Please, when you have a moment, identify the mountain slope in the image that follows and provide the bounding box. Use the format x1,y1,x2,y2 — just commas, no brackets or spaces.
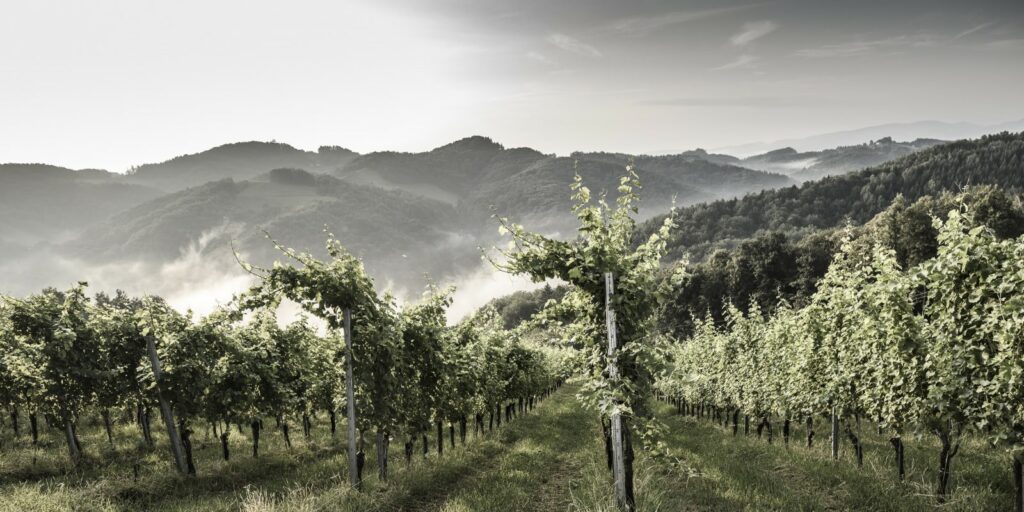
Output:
67,171,479,287
0,164,164,245
0,135,799,298
336,137,546,205
639,131,1024,263
740,137,945,181
336,136,792,231
714,119,1024,156
0,134,798,299
575,151,789,196
47,136,794,293
127,141,359,191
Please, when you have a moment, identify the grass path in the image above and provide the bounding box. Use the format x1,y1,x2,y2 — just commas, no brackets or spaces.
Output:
0,384,603,512
422,383,602,512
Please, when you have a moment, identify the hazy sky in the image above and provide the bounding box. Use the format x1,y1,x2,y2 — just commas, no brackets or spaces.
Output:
2,0,1022,171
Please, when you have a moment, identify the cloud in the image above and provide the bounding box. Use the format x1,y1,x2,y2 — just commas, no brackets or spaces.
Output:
952,22,995,40
730,20,777,46
641,95,844,108
444,262,552,323
987,38,1024,49
546,33,603,57
795,34,939,58
713,54,758,70
526,51,556,65
0,223,256,319
796,23,1005,58
0,225,541,328
610,5,757,36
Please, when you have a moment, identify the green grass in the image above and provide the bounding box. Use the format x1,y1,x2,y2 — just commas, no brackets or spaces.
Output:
0,392,1014,511
634,400,1013,511
0,386,595,512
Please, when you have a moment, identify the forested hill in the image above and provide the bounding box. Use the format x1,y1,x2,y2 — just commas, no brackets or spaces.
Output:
0,164,163,245
0,136,795,298
639,131,1024,263
332,136,792,228
126,141,359,191
739,137,944,182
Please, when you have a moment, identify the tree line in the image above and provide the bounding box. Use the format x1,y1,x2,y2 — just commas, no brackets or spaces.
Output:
637,131,1024,264
661,186,1024,337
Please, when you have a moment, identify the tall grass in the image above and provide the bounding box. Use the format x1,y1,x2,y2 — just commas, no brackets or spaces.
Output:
635,400,1011,511
0,391,1012,511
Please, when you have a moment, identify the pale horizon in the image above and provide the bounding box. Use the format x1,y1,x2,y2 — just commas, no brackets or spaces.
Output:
5,115,1024,174
2,0,1022,171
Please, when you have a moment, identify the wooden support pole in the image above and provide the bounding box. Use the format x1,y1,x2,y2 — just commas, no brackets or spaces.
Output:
831,406,840,461
1014,456,1023,512
146,335,187,475
344,308,360,489
605,272,632,511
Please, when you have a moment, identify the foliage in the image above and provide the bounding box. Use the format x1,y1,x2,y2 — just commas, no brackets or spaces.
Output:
484,284,568,329
639,132,1024,264
659,203,1024,502
494,167,680,421
2,284,104,429
662,186,1024,338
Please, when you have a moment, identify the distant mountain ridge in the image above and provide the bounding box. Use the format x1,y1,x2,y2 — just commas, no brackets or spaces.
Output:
0,135,797,296
56,136,793,287
66,172,476,288
126,141,359,191
334,136,791,227
713,119,1024,157
5,132,1018,300
638,131,1024,263
0,163,163,245
740,137,945,182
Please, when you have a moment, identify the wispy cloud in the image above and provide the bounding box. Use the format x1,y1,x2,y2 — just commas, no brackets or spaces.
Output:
546,33,603,57
952,22,995,40
795,34,938,58
641,96,847,108
526,51,556,65
713,54,758,70
730,20,777,46
609,5,757,36
987,38,1024,49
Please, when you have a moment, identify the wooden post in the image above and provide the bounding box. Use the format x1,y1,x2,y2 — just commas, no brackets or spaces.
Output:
61,406,81,462
146,335,187,475
605,272,632,511
376,430,388,481
1014,456,1023,512
344,308,360,489
831,406,840,461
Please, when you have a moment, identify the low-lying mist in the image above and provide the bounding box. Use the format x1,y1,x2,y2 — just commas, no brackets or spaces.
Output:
0,228,546,326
